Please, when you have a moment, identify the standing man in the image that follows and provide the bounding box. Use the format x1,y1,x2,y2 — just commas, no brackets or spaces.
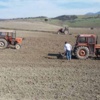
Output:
64,41,72,60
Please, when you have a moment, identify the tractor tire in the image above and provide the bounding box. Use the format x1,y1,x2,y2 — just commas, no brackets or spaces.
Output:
15,44,21,50
0,39,8,49
75,47,89,60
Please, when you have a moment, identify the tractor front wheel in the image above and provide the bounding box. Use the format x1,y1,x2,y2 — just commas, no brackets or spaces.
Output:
75,47,89,59
0,39,8,49
15,44,21,50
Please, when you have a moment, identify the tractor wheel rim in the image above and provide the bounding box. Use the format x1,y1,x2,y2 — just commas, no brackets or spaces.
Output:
16,45,20,49
0,42,4,47
79,50,86,56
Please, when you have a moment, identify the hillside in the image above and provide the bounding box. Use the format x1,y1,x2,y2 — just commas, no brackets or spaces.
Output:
0,20,60,34
47,15,100,27
85,11,100,16
52,15,77,21
1,12,100,28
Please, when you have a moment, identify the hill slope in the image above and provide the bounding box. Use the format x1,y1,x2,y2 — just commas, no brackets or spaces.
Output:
85,11,100,15
1,12,100,28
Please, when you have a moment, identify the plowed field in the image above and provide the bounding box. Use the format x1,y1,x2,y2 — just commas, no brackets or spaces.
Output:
0,21,100,100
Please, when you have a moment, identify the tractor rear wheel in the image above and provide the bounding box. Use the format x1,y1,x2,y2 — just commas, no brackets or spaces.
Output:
15,44,21,50
75,47,89,59
0,39,8,49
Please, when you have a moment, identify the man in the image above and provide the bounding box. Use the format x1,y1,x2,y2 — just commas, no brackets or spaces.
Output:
64,41,72,60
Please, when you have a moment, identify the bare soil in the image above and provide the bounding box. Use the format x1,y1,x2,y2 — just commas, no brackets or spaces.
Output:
0,21,100,100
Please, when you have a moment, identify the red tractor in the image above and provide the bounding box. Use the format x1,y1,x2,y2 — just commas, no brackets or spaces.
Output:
73,34,100,59
0,30,23,49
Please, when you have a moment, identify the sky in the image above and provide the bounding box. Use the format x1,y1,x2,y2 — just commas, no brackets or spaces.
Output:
0,0,100,19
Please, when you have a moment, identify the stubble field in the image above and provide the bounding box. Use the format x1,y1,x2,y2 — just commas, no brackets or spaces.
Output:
0,20,100,100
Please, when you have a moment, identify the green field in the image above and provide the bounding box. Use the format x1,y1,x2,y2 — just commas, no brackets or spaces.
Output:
48,16,100,27
66,18,100,27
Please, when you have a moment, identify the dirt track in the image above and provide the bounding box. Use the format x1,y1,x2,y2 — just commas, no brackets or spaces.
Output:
0,21,100,100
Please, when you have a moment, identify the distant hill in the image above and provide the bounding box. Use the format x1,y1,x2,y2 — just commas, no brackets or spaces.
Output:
85,11,100,15
52,15,78,21
95,11,100,15
30,16,47,19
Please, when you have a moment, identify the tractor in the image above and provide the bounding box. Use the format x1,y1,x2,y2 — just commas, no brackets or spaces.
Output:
57,34,100,59
57,27,69,35
0,30,23,49
73,34,100,59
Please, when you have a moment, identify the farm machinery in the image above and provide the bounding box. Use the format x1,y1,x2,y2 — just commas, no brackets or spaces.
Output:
57,34,100,59
0,30,23,49
57,27,69,34
73,34,100,59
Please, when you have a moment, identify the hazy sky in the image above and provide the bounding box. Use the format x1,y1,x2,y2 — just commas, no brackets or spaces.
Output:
0,0,100,19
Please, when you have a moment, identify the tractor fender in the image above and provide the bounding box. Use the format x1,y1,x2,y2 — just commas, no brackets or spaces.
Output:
15,38,22,44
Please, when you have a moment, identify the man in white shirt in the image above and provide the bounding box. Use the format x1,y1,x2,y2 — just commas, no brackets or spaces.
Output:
64,41,72,60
